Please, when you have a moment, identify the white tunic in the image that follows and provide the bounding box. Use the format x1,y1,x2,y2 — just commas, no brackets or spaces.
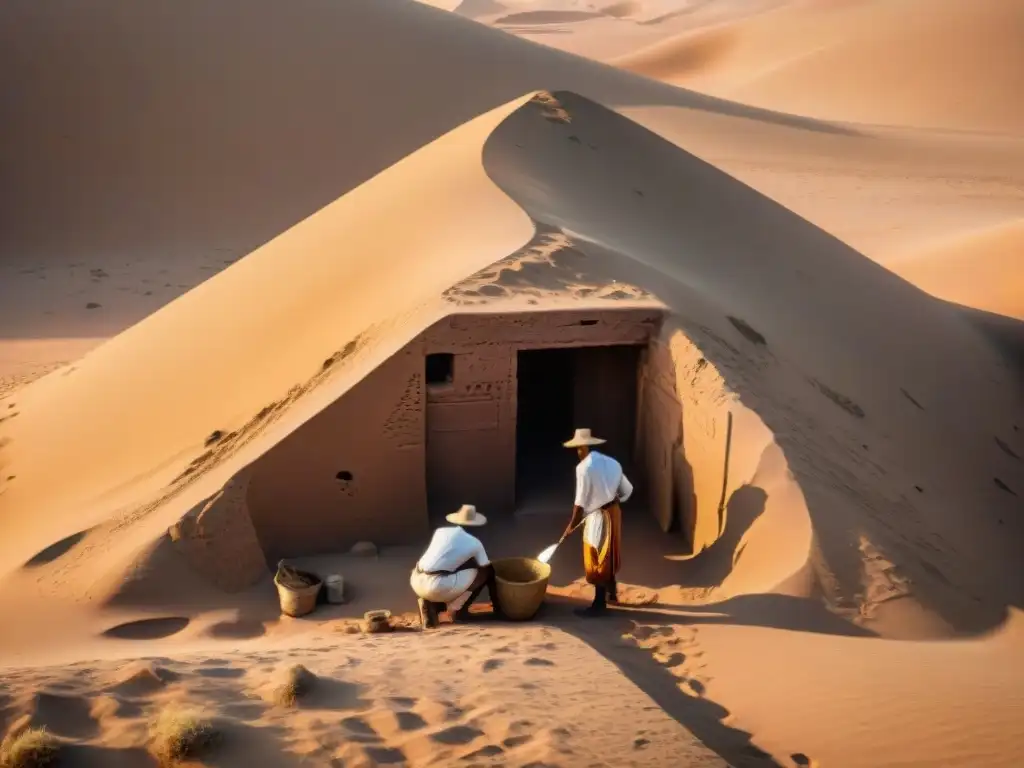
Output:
410,526,490,611
574,451,633,549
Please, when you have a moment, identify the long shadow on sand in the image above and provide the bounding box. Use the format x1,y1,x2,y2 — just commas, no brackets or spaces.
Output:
463,593,873,767
541,599,801,767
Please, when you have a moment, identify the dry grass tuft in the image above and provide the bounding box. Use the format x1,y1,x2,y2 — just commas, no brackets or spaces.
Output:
149,708,218,765
272,664,316,707
0,727,60,768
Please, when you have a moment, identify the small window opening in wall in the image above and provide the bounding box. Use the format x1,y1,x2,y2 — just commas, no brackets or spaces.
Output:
336,471,353,482
579,319,598,326
426,353,454,387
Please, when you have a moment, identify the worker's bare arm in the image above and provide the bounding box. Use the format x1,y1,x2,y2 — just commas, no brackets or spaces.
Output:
564,505,583,539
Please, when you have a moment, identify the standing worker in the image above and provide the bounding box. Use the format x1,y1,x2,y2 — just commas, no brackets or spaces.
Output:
560,428,633,616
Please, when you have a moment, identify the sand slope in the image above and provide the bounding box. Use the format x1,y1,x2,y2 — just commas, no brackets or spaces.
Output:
886,220,1024,321
3,83,1023,765
617,0,1024,134
0,0,836,379
6,0,1024,368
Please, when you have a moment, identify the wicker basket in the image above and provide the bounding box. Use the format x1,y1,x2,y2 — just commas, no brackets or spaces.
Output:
493,557,551,621
274,563,322,618
362,609,392,633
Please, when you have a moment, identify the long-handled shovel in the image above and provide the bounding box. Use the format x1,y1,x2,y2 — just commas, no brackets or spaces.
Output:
537,517,587,564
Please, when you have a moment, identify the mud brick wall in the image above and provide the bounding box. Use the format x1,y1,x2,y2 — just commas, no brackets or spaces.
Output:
246,340,428,561
246,308,661,558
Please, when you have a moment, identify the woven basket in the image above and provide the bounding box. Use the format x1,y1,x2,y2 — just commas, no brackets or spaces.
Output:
274,564,322,618
362,609,392,634
493,557,551,621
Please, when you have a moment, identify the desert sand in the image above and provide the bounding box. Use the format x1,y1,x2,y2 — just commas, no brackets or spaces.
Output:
1,1,1023,767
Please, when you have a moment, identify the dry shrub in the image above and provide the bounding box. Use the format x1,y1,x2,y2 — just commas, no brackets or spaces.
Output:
149,708,218,765
0,727,60,768
272,664,316,707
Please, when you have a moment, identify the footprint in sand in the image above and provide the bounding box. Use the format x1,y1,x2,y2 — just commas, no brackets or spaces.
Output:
685,679,706,696
195,666,246,679
524,657,554,667
629,625,673,642
395,711,428,732
363,746,406,764
482,658,504,672
658,652,686,668
341,716,381,743
432,725,484,745
503,734,533,749
791,753,818,767
465,744,505,759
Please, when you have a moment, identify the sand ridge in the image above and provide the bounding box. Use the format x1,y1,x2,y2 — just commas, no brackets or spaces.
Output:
614,0,1024,135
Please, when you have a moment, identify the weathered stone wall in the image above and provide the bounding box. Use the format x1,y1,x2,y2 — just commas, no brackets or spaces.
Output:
637,338,685,536
246,340,428,562
636,319,743,554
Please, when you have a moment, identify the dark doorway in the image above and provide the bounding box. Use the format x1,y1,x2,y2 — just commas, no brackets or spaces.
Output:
516,348,576,513
515,345,640,515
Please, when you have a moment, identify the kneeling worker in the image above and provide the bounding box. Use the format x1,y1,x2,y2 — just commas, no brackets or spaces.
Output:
410,504,500,628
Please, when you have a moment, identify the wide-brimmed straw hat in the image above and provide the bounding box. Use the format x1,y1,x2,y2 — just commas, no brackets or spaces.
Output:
446,504,487,527
562,428,607,448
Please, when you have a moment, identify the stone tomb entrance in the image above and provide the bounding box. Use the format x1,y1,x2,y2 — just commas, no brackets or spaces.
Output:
246,307,663,562
513,344,641,517
422,309,655,522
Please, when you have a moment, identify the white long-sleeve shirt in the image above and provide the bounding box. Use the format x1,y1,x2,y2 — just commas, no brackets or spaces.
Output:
574,450,633,513
574,451,633,550
416,526,490,573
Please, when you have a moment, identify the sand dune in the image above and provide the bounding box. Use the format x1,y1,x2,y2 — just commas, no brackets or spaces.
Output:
0,0,821,380
3,84,1023,765
1,0,1023,766
617,0,1024,134
5,0,1023,370
431,0,788,60
886,220,1024,321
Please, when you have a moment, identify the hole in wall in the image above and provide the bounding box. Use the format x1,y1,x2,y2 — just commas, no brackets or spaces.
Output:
578,319,598,326
426,353,454,387
336,471,353,482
